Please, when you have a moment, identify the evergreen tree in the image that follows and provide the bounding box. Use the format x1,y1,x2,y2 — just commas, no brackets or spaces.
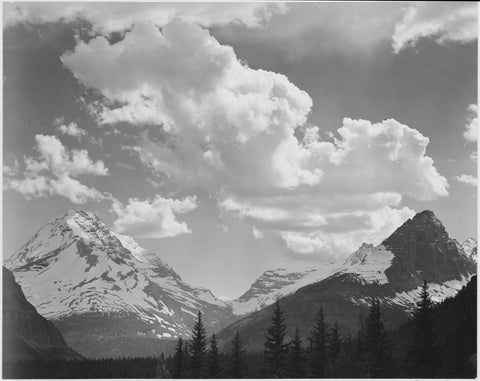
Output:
308,306,329,377
445,307,476,377
355,308,367,373
183,340,191,375
156,353,170,378
329,322,342,361
364,298,392,377
172,337,185,378
189,311,208,378
326,321,342,377
262,300,288,377
227,331,246,378
206,334,222,378
405,281,440,377
337,334,360,378
287,326,306,378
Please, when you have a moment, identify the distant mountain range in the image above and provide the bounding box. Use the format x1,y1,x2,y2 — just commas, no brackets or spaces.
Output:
4,209,477,358
216,210,476,350
228,211,476,316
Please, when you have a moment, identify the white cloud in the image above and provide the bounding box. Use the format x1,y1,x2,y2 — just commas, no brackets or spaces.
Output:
62,19,316,193
112,195,198,238
453,174,477,187
217,223,229,233
279,206,415,258
56,121,87,139
3,159,20,177
392,3,478,53
5,135,108,203
4,2,286,33
252,226,264,239
62,19,449,259
214,3,404,60
464,104,478,142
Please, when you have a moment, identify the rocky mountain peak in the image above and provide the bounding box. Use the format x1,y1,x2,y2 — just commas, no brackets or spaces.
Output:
343,243,375,266
382,210,451,249
5,209,126,270
382,210,476,289
411,209,444,227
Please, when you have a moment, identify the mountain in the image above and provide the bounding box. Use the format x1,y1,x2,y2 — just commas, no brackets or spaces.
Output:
4,209,234,358
3,267,81,362
462,237,477,262
230,266,339,315
230,228,477,317
217,210,477,351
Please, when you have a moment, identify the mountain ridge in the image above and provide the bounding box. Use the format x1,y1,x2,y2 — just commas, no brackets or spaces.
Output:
4,208,476,357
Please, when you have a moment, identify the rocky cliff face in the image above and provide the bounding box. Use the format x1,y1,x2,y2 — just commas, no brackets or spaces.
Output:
216,210,477,351
383,210,475,290
2,267,81,362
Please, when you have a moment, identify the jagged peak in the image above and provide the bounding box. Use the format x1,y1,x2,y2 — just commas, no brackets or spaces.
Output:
343,242,375,266
382,209,449,247
462,237,477,245
62,209,101,224
411,209,443,226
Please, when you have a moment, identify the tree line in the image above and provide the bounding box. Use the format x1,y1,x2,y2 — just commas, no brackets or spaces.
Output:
3,278,475,378
168,279,476,378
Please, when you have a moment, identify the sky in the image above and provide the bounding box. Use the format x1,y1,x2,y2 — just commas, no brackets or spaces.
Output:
2,2,478,299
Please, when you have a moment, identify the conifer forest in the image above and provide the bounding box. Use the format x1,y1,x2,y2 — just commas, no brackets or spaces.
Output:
4,277,476,379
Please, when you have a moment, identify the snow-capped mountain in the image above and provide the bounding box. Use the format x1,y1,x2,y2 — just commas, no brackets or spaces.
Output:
230,266,339,315
5,210,233,358
218,210,477,350
5,208,476,357
461,237,477,262
230,212,477,317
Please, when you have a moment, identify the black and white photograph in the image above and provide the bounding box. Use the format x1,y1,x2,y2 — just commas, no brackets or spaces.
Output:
2,1,478,378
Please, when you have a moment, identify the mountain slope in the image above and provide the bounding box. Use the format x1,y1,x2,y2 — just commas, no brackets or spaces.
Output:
217,210,476,351
2,267,81,362
5,209,234,358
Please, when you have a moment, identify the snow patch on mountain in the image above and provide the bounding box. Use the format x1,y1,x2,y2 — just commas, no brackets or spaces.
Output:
338,244,394,285
386,275,470,312
231,265,341,315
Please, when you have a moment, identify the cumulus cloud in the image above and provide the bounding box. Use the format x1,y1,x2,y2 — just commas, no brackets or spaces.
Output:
279,206,415,258
453,174,477,187
62,19,316,192
214,2,404,60
57,121,87,139
112,195,198,238
392,2,478,53
62,19,449,259
4,2,286,33
464,104,478,143
4,135,108,203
